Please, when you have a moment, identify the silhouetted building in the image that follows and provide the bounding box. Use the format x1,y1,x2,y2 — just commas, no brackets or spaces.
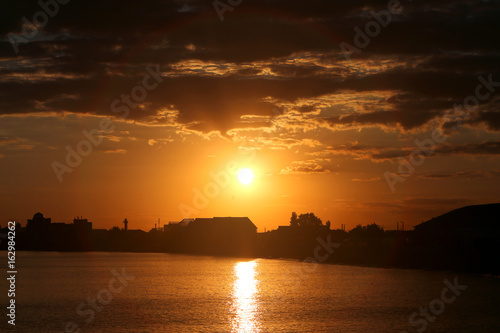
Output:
24,212,93,251
166,217,258,256
190,217,257,235
413,203,500,249
27,212,51,230
74,217,92,232
411,203,500,273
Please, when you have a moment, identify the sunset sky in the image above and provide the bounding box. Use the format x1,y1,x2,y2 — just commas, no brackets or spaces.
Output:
1,0,499,231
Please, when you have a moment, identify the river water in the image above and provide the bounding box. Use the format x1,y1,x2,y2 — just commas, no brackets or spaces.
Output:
1,251,499,332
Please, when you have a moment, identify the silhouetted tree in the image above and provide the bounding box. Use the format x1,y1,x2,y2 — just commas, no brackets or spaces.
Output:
350,224,364,235
290,212,298,227
326,220,331,229
297,213,322,227
366,223,384,235
349,223,384,237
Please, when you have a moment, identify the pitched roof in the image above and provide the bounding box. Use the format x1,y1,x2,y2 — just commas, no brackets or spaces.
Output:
414,203,500,231
191,217,257,230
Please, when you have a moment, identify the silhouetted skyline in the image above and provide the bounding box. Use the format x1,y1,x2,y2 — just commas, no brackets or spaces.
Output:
3,203,499,275
2,1,500,232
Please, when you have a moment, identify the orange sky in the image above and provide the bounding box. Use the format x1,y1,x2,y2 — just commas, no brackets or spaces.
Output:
1,1,500,231
2,109,498,231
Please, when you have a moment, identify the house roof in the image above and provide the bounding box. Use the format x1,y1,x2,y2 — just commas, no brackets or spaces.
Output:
414,203,500,231
191,217,257,230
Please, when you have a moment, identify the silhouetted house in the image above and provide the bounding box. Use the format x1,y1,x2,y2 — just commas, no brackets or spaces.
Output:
277,225,291,232
411,203,500,272
190,217,256,234
181,217,257,256
127,229,146,234
413,203,500,248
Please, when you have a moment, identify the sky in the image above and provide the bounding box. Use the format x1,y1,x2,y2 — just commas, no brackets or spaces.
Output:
1,0,499,231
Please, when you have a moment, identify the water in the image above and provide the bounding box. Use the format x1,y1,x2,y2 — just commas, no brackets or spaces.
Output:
1,252,499,332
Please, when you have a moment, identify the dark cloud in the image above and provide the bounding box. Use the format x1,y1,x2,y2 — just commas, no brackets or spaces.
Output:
329,140,500,162
418,170,500,179
465,110,500,131
0,0,499,134
434,140,500,155
326,109,439,131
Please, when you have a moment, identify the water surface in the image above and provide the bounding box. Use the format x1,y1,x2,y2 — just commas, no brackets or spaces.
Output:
1,252,499,332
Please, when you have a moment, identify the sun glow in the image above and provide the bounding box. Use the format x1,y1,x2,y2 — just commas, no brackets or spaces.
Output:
237,168,254,185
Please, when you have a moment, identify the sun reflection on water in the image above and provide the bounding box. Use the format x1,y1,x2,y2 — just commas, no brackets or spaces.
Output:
231,261,260,333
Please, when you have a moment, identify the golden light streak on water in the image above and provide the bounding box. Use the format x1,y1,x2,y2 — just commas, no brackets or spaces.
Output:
231,261,260,333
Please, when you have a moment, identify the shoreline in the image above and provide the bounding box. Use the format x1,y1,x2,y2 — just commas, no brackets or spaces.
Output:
5,249,499,278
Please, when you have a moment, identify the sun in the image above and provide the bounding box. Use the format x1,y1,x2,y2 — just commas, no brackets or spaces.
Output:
237,168,254,185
